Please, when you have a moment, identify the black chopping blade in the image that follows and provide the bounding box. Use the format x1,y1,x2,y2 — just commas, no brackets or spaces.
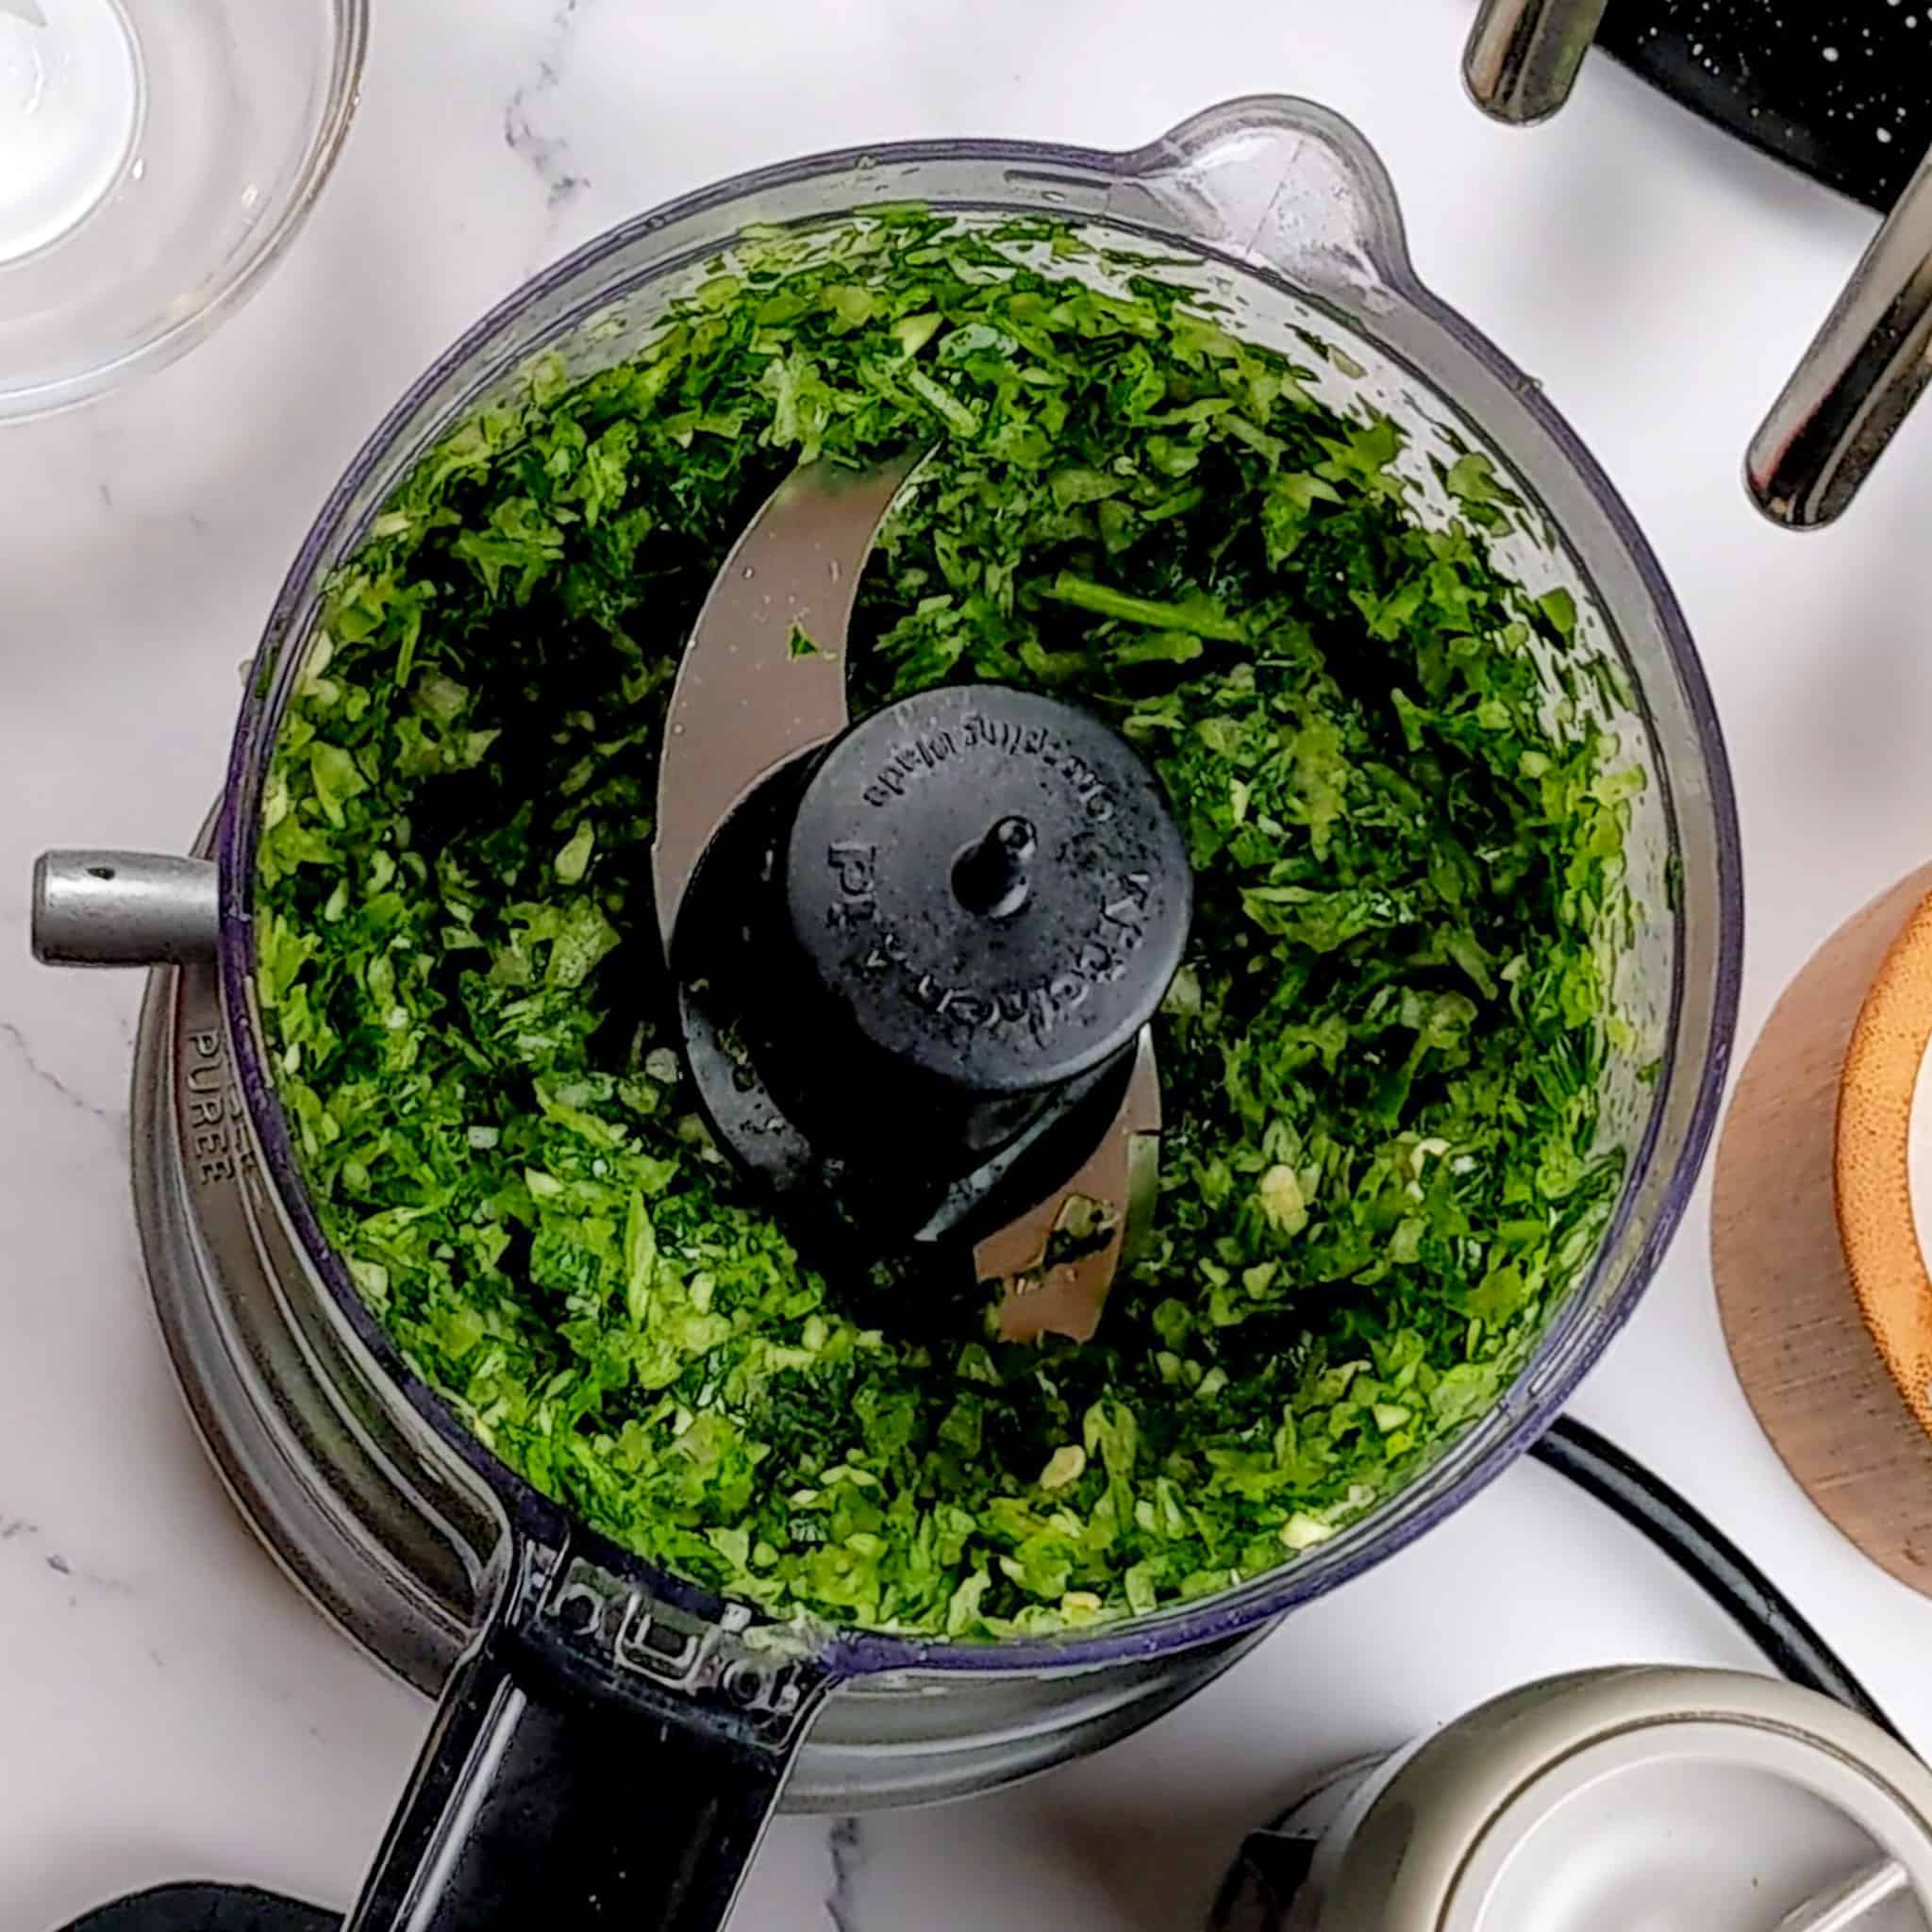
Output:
1597,0,1932,210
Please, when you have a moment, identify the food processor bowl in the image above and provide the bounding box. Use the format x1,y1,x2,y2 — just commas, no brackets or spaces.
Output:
34,95,1742,1932
0,0,366,420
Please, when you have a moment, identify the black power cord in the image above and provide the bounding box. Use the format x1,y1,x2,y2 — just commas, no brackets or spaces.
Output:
1533,1413,1905,1745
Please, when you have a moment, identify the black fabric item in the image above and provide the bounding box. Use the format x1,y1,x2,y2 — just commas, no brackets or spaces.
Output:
60,1884,337,1932
1598,0,1931,212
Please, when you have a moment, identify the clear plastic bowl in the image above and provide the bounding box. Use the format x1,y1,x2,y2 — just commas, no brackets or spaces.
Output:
218,95,1744,1674
0,0,366,419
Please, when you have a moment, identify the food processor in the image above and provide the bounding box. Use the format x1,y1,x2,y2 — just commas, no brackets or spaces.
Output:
30,94,1743,1932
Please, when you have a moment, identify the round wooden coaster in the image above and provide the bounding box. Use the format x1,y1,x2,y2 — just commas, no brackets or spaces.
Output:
1711,863,1932,1598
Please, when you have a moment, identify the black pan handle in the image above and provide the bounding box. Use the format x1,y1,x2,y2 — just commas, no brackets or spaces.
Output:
345,1544,832,1932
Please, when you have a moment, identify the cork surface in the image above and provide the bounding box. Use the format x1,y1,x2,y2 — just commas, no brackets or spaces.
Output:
1839,890,1932,1437
1711,863,1932,1598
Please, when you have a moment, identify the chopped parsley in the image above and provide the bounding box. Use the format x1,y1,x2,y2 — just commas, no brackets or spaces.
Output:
255,209,1631,1639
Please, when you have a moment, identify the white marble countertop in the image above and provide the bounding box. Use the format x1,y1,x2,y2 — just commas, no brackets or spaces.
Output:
7,1,1932,1924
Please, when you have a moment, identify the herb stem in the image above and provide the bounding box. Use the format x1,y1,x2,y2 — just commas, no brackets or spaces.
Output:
1042,571,1245,642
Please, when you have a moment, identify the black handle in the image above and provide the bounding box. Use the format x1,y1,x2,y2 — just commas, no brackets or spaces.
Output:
345,1554,829,1932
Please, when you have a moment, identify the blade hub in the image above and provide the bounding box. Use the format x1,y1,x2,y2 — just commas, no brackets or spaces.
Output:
783,682,1191,1102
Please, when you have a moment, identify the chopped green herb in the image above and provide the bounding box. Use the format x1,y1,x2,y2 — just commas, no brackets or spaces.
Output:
256,209,1631,1640
1041,571,1246,643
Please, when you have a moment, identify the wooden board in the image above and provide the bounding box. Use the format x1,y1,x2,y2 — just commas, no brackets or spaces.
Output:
1711,863,1932,1598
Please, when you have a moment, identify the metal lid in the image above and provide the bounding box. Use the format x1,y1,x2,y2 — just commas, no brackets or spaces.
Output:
1324,1669,1932,1932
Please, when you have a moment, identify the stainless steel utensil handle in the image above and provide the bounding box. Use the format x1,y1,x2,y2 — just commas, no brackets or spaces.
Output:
1775,1859,1907,1932
32,851,219,966
1748,150,1932,528
1463,0,1607,125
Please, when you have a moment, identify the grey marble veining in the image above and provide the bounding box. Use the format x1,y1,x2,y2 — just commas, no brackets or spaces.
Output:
504,0,596,215
824,1818,865,1932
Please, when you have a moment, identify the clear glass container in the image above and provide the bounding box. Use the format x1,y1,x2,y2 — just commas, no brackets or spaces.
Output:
0,0,367,419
